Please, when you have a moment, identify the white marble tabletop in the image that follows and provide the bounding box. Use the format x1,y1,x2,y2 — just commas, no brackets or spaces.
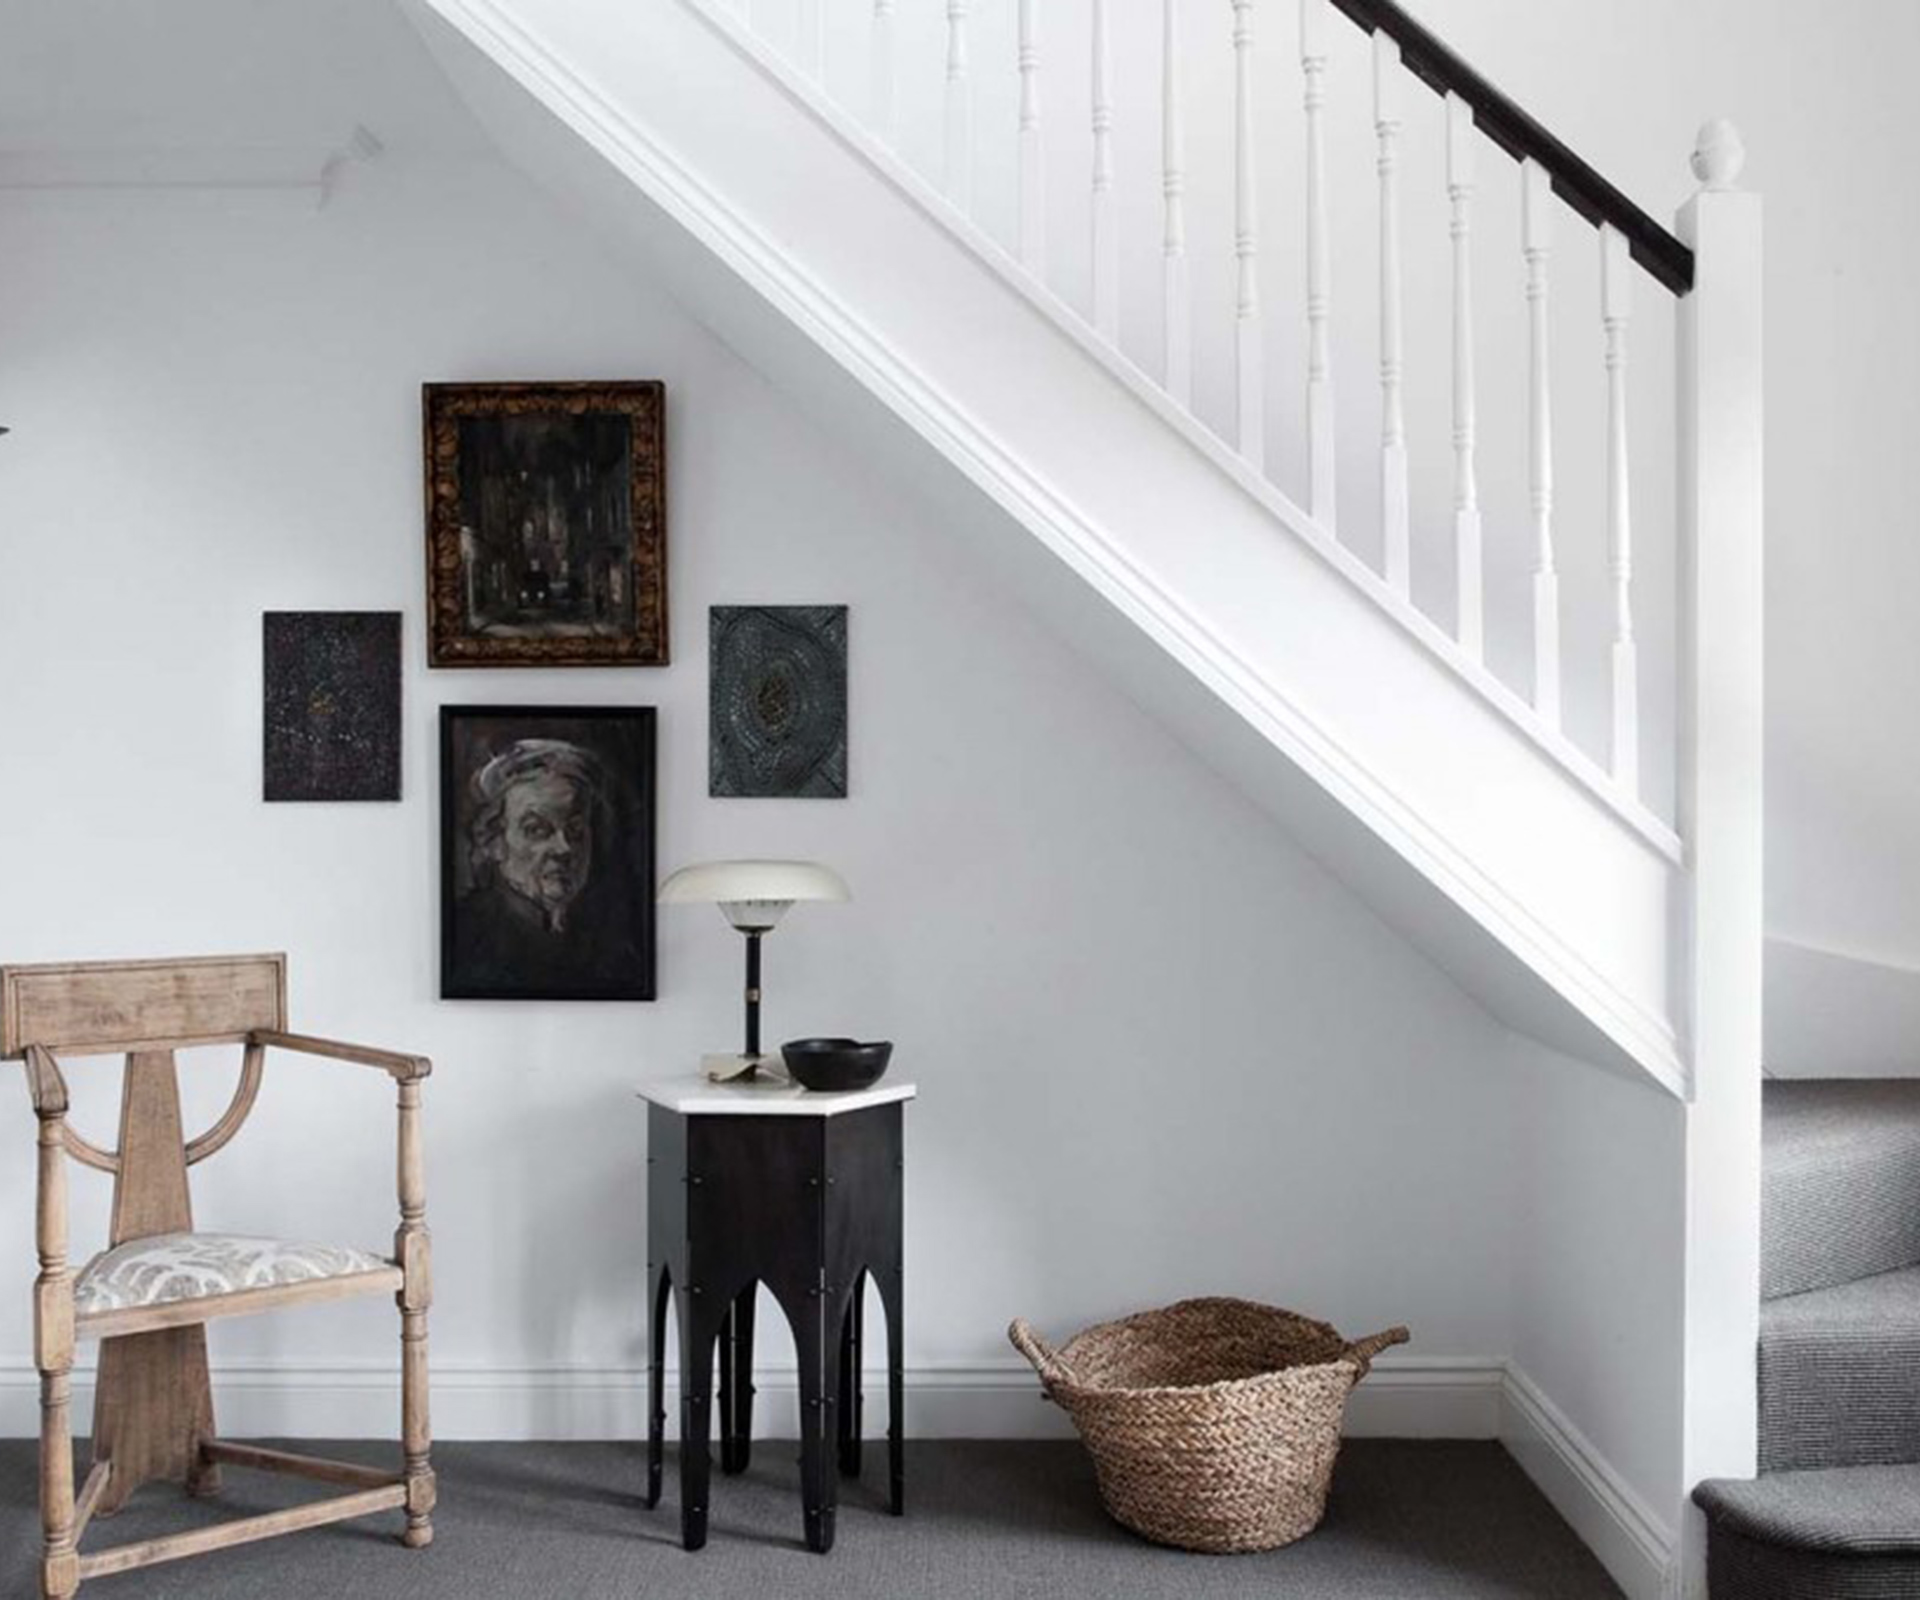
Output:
637,1073,917,1117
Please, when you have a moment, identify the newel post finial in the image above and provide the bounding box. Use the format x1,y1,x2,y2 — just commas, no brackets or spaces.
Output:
1691,119,1746,191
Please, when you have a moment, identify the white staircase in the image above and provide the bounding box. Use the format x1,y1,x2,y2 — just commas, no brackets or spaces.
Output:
402,2,1764,1584
404,0,1759,1099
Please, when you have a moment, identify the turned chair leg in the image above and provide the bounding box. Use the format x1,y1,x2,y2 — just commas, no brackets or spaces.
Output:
401,1305,434,1549
36,1104,80,1599
397,1081,435,1550
40,1366,79,1600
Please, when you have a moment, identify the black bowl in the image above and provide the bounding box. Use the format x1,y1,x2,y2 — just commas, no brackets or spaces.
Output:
781,1037,893,1093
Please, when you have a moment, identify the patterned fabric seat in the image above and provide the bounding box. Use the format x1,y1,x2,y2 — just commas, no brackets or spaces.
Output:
74,1232,392,1317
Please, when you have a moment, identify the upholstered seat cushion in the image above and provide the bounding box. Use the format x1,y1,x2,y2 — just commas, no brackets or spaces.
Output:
74,1232,391,1316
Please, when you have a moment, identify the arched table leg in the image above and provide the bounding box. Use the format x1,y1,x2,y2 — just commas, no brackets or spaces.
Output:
675,1286,720,1551
838,1273,865,1478
880,1267,904,1515
793,1283,837,1554
719,1284,757,1476
644,1264,671,1510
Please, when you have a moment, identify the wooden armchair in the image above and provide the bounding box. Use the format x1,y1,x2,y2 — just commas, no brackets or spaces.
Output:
1,954,434,1599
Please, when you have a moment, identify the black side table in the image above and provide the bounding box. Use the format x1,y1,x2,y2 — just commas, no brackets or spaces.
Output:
641,1075,914,1554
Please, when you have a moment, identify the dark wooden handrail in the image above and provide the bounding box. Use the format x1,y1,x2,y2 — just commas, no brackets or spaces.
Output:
1329,0,1694,296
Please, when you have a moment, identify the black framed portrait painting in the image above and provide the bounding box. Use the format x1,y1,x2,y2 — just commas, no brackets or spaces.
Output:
439,705,656,1001
423,381,667,669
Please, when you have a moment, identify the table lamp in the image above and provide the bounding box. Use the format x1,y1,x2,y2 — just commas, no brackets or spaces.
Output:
658,859,851,1081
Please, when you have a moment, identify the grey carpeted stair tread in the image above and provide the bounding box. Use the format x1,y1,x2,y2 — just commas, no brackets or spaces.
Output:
1702,1525,1920,1600
1704,1082,1920,1597
1695,1466,1920,1554
1759,1264,1920,1471
1764,1080,1920,1300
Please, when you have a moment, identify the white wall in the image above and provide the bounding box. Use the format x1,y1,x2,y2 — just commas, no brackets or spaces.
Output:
0,147,1522,1434
1767,937,1920,1079
1504,1034,1686,1597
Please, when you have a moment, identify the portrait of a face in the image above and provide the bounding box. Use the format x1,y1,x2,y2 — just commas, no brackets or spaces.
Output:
472,741,597,930
441,709,656,1000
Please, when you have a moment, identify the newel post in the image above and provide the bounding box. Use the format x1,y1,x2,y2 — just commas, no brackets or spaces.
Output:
1674,118,1763,1600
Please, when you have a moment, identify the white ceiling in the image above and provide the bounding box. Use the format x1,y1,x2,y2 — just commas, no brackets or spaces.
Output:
0,0,491,165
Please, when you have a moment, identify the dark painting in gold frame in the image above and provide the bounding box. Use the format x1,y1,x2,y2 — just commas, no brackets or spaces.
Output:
423,381,667,668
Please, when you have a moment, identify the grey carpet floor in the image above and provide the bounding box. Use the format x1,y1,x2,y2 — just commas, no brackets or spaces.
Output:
0,1439,1623,1599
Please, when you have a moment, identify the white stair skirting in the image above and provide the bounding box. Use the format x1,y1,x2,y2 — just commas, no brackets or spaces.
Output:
1499,1363,1678,1600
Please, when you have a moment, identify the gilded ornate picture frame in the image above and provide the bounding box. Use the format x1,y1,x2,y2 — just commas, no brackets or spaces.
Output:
423,381,667,668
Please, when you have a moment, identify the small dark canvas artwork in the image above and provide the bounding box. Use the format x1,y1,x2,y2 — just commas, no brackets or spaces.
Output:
440,705,656,1001
710,605,848,798
423,381,667,668
263,612,402,802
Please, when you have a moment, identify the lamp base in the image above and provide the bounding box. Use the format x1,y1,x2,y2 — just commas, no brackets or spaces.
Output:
703,1051,785,1084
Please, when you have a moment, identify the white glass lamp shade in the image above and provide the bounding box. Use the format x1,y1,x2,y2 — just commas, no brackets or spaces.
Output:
657,860,850,931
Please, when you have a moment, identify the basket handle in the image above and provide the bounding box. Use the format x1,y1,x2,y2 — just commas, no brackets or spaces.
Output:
1008,1318,1079,1393
1345,1325,1411,1376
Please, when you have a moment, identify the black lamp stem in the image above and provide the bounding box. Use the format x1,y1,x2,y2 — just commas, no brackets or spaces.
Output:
744,929,763,1061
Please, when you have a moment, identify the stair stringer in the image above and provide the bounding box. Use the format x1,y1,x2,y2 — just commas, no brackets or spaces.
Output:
410,0,1690,1096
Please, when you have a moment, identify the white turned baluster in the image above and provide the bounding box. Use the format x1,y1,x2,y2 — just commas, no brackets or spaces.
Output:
1018,0,1044,269
1301,0,1333,525
871,0,898,141
799,0,825,80
1447,93,1483,660
1522,158,1559,727
1601,223,1637,792
1375,33,1409,594
1162,0,1190,403
1091,0,1119,341
1233,0,1263,469
945,2,972,214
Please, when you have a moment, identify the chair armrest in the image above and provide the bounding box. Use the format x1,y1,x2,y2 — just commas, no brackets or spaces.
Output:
21,1045,69,1118
252,1029,432,1084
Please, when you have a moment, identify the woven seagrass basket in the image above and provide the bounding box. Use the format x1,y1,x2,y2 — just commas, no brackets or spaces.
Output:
1008,1297,1409,1553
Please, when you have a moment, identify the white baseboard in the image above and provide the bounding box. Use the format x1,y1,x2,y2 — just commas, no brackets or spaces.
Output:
1500,1364,1678,1600
0,1353,1501,1443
